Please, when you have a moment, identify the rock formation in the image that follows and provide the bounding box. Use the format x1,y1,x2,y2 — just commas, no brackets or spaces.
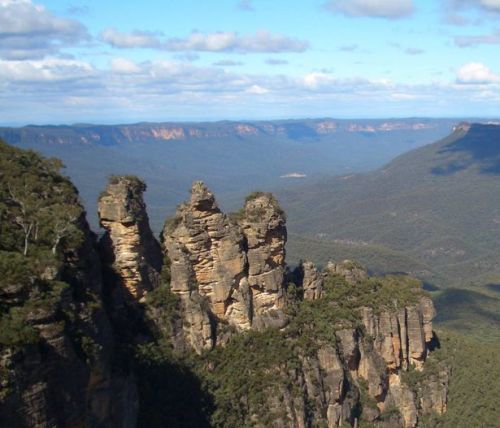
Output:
325,259,368,285
237,191,287,329
162,183,288,351
98,176,162,300
295,260,324,300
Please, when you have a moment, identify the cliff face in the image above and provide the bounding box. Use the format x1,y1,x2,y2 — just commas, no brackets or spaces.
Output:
98,176,162,301
238,192,287,329
214,264,447,428
0,141,140,428
0,217,137,428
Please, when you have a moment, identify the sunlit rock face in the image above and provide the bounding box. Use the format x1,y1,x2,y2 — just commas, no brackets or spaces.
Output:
98,176,162,301
162,183,288,350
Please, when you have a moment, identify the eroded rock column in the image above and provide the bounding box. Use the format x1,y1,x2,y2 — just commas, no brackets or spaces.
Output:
98,176,162,300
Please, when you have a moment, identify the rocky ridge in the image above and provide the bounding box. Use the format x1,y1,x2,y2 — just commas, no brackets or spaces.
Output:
0,119,444,146
0,146,137,428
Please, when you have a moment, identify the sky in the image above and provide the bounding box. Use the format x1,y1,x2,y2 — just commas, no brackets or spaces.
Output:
1,0,500,125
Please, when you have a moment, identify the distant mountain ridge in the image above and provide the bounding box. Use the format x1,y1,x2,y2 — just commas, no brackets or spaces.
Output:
0,118,458,233
0,118,453,146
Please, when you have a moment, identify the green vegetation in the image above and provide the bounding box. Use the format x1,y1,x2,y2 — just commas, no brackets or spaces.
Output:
281,125,500,343
433,286,500,344
0,139,84,257
416,330,500,427
0,307,39,346
0,139,98,377
201,329,299,427
281,125,500,292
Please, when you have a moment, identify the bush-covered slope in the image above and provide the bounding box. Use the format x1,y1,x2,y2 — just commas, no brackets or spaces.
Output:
281,124,500,290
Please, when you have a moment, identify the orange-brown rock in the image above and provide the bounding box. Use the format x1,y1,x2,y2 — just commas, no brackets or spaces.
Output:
162,184,288,351
98,176,162,300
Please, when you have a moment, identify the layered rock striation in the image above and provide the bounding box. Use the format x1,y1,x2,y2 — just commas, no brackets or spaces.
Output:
98,176,162,300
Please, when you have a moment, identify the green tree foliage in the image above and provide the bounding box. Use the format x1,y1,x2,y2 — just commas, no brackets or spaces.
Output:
0,139,84,257
0,139,86,349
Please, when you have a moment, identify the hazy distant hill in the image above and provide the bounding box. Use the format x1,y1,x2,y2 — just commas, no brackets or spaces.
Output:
281,123,500,287
0,118,456,231
278,123,500,339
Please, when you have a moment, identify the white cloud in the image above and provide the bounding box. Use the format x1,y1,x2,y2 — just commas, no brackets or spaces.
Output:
445,0,500,25
0,57,94,82
0,0,88,59
246,84,269,94
456,62,500,84
265,58,288,65
100,28,160,49
325,0,414,19
110,57,141,74
1,55,499,123
213,60,244,66
100,29,309,53
475,0,500,11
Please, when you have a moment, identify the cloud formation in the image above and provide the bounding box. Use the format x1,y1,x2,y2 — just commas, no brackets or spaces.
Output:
444,0,500,25
461,0,500,12
213,60,244,66
325,0,414,19
456,62,500,84
0,0,88,59
455,30,500,47
1,55,499,124
100,29,309,53
265,58,288,65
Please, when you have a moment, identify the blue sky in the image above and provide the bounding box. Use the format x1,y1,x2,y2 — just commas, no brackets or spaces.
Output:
1,0,500,124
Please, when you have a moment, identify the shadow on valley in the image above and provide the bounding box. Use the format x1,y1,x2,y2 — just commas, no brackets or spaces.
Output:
486,283,500,293
432,125,500,175
100,257,213,427
433,287,500,343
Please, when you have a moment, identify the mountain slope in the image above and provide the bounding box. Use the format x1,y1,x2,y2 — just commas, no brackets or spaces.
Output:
280,123,500,289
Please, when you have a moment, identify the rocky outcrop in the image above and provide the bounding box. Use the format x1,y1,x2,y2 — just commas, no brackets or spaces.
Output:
98,176,162,300
296,260,324,300
360,296,436,372
162,183,288,351
161,182,248,351
238,192,287,329
325,260,368,285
